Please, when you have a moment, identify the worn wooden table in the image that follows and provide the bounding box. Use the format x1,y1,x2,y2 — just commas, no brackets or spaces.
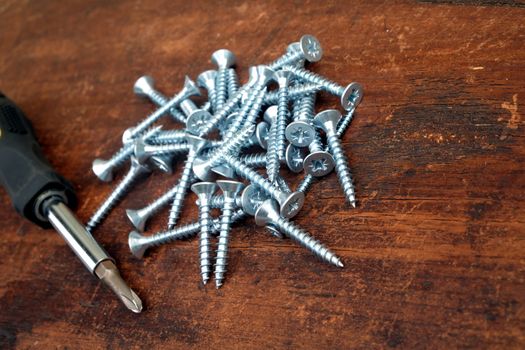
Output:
0,0,524,349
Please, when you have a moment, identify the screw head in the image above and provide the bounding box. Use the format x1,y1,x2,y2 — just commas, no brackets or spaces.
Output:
299,35,323,62
92,158,114,182
122,127,134,144
197,70,217,90
191,182,218,197
250,65,275,86
185,134,207,153
287,42,301,53
186,110,212,136
240,184,269,216
256,121,270,149
211,164,236,179
133,138,149,163
182,75,201,97
263,105,278,123
340,82,363,110
285,121,315,147
285,144,307,173
274,70,293,88
303,151,335,177
266,224,284,239
192,156,217,182
126,209,147,232
314,109,342,134
211,49,236,69
128,231,148,259
217,180,245,197
278,191,305,218
254,199,281,226
133,75,155,97
130,155,152,175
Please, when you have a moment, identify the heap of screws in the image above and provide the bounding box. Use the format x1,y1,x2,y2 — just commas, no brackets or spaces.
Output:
87,35,363,288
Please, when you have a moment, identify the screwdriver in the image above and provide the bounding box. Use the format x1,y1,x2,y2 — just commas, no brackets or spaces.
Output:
0,92,142,313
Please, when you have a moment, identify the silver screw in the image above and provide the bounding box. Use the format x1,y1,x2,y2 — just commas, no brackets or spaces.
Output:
133,139,189,163
197,70,217,112
303,129,335,177
211,49,236,111
123,76,200,143
268,35,323,70
274,175,291,194
220,154,305,218
227,68,240,98
215,180,244,288
180,99,213,136
133,75,187,124
150,154,174,174
92,125,161,182
285,66,363,111
274,70,293,162
191,182,218,284
285,94,316,148
86,157,150,232
238,152,267,168
254,199,343,267
314,109,356,207
285,144,307,173
128,209,246,259
148,129,187,145
167,135,207,229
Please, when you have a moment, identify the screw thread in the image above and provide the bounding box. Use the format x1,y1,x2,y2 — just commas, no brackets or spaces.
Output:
167,152,198,228
198,200,214,283
265,122,279,182
285,66,343,96
296,173,316,193
144,142,190,156
87,164,148,232
146,89,187,124
336,107,356,138
265,84,321,105
308,129,324,153
269,50,303,70
138,182,180,220
215,69,228,111
239,152,267,168
208,123,255,168
137,209,246,252
149,130,187,145
275,175,291,194
275,216,343,267
276,87,289,161
224,155,281,201
297,93,316,122
223,83,265,141
227,68,239,97
198,84,247,136
215,197,236,287
208,195,225,209
105,125,160,170
327,133,356,206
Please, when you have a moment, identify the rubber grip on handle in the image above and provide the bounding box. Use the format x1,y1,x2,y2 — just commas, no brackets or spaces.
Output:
0,92,76,228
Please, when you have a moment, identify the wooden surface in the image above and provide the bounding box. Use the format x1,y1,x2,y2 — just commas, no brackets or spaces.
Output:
0,0,524,349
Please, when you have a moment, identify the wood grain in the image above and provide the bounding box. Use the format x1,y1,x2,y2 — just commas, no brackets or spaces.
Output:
0,0,524,349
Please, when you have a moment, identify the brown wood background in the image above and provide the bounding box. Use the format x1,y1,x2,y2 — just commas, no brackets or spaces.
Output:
0,0,524,349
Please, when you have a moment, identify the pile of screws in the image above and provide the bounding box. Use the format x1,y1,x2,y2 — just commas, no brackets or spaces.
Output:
88,35,363,288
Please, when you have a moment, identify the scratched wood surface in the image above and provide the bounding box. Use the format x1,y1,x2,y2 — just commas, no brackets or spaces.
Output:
0,0,524,349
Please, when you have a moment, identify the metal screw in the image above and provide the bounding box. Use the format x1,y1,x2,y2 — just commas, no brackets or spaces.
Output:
167,135,207,229
303,129,335,177
92,125,161,182
211,49,236,111
215,180,244,288
133,75,187,124
285,144,307,173
133,139,189,163
148,129,187,145
254,199,343,267
86,157,151,232
239,152,267,168
314,109,356,207
191,182,218,284
264,83,322,105
274,70,293,162
268,35,323,70
220,154,305,218
181,99,213,136
285,66,363,111
123,76,200,143
197,70,217,112
150,154,174,173
227,68,240,98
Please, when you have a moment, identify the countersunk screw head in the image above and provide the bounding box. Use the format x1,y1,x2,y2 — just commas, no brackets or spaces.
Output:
285,144,307,173
298,34,323,62
127,210,147,234
211,49,237,69
211,164,236,179
191,182,218,197
278,191,305,218
185,134,208,153
192,156,217,182
186,109,213,135
197,70,217,89
133,75,155,97
217,180,244,197
240,184,269,216
263,105,278,124
285,120,315,147
254,199,281,226
182,75,201,98
256,121,270,149
314,109,341,133
274,70,294,87
150,154,173,173
92,158,115,182
133,137,149,163
340,82,363,111
303,151,335,177
255,65,276,85
128,231,148,259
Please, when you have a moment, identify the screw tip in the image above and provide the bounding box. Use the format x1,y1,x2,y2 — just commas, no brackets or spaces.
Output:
337,260,344,268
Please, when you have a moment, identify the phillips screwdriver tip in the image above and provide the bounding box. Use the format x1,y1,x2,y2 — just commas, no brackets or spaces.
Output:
94,260,143,313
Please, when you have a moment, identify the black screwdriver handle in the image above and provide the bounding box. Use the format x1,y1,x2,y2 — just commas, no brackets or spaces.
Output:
0,92,76,228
